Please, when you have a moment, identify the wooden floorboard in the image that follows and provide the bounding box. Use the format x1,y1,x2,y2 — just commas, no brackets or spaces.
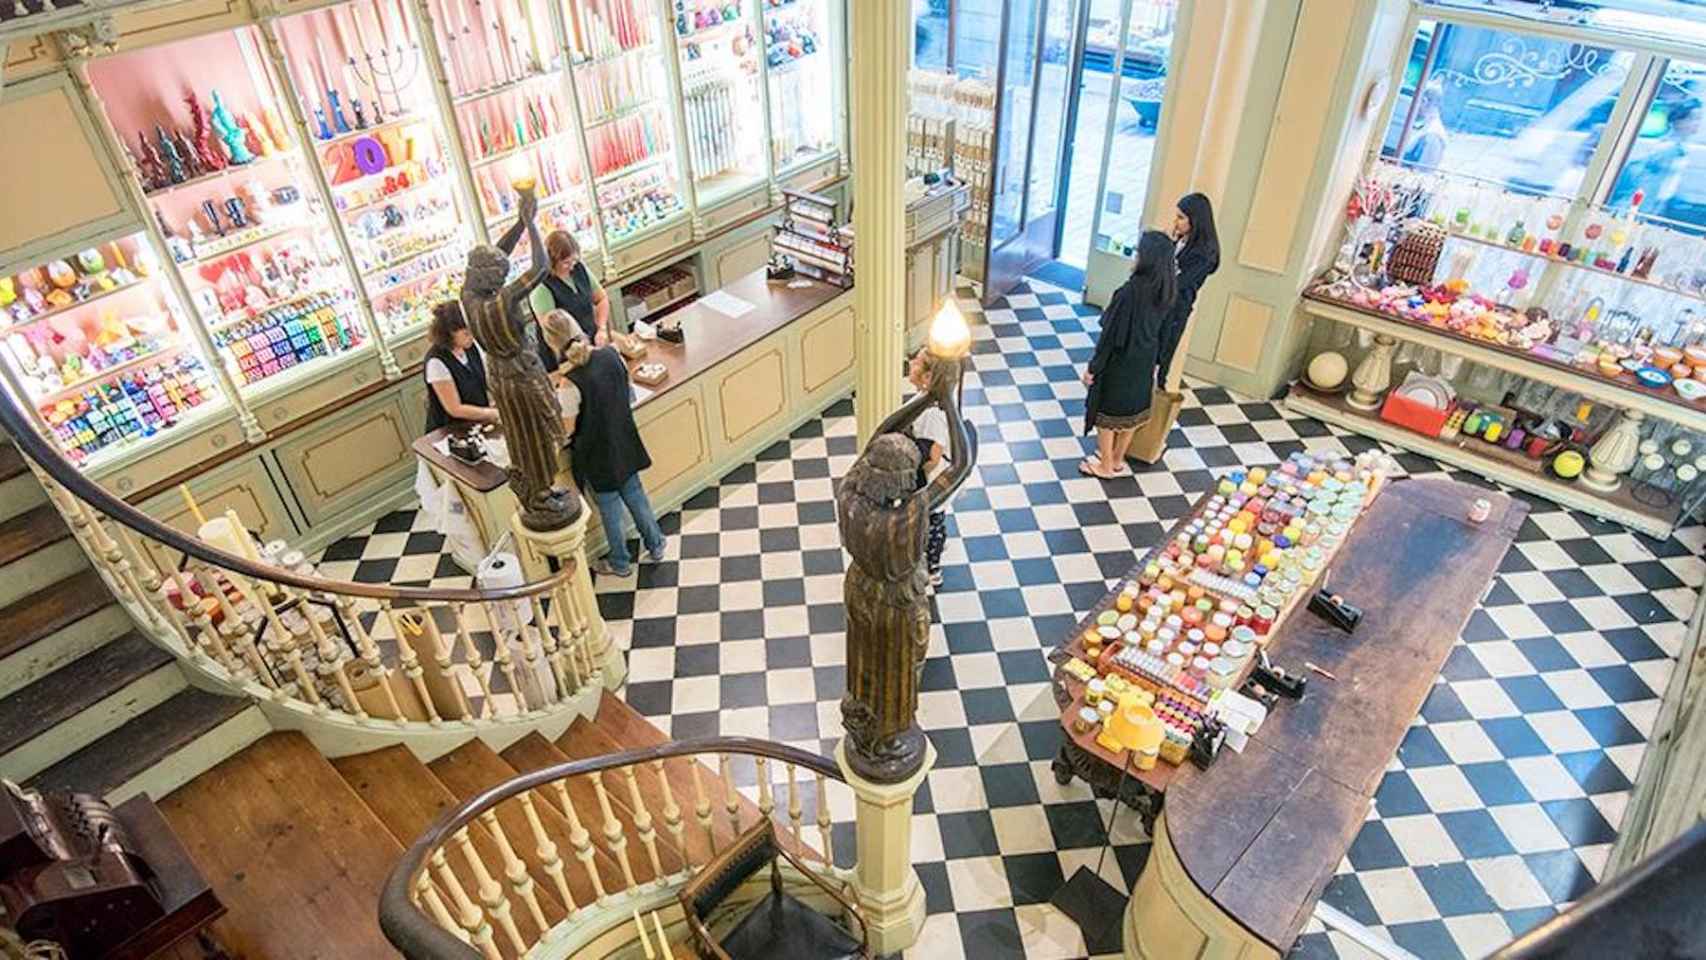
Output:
158,732,404,960
0,568,114,661
428,739,618,911
0,503,68,568
29,687,247,797
0,631,171,758
0,441,27,483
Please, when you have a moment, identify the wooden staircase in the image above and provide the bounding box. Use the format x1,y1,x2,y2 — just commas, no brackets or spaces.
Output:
156,691,771,958
0,437,266,801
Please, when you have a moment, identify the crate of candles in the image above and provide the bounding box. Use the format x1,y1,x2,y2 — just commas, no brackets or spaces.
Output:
1056,449,1394,773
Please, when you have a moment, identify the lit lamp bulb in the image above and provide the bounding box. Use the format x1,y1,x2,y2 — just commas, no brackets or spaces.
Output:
506,153,536,193
927,298,971,360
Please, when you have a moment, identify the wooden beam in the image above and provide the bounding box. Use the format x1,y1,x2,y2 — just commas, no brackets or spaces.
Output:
1606,591,1706,878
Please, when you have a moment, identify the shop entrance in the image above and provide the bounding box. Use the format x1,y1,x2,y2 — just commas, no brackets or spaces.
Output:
1054,0,1179,268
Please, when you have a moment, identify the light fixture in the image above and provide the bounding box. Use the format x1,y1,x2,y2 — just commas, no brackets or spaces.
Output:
506,153,536,193
927,298,971,360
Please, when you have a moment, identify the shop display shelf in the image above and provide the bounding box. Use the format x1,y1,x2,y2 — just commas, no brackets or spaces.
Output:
1301,295,1706,434
78,398,230,477
468,129,577,170
370,258,462,297
191,222,309,265
484,187,589,227
1282,385,1680,539
337,176,453,216
362,237,464,278
694,172,764,210
239,341,371,402
452,68,557,106
594,153,667,186
0,277,152,333
581,99,659,129
207,285,346,332
314,113,422,148
143,150,302,199
1439,227,1706,306
676,17,748,44
606,208,689,252
572,44,655,69
35,345,187,405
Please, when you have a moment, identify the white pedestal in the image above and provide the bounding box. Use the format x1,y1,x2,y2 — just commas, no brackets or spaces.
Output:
835,740,934,954
508,502,625,691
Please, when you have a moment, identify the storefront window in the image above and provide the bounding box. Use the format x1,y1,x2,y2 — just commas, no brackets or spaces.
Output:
954,0,1004,79
914,0,949,71
1381,21,1632,196
1607,61,1706,227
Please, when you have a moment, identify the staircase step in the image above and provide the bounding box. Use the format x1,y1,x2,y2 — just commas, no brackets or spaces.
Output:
0,568,119,665
0,602,132,700
0,441,26,484
29,686,259,801
430,738,620,908
333,745,567,953
0,503,69,568
158,733,405,960
0,466,45,524
0,631,180,781
503,732,689,883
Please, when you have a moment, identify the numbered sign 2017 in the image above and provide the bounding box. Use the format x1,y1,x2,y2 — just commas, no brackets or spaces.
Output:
324,126,412,184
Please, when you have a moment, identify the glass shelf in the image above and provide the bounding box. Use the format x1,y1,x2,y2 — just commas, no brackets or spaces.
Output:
763,0,839,173
565,0,688,247
276,0,479,346
674,0,767,206
0,232,225,466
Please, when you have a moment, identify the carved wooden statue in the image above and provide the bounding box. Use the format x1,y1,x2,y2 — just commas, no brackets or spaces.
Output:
839,353,972,784
461,189,578,531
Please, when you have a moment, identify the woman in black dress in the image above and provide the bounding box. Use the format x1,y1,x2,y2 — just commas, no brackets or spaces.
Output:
1081,230,1176,479
1156,192,1221,387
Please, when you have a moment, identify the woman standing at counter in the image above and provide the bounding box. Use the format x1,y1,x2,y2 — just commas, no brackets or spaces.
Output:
1157,193,1221,387
1082,230,1176,479
539,310,666,577
530,230,609,370
423,301,499,431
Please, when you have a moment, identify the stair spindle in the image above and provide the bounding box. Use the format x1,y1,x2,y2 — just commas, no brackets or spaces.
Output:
416,874,472,945
620,765,664,886
454,826,524,955
453,603,497,718
755,756,775,824
514,793,578,917
719,755,741,837
430,846,501,960
195,568,273,688
481,599,527,716
590,773,638,892
337,594,405,719
474,812,545,934
690,760,717,857
300,590,363,717
244,578,319,708
549,584,585,690
815,772,834,866
786,763,804,850
520,618,558,706
529,594,571,699
419,605,475,719
171,569,242,677
652,760,688,876
548,782,607,904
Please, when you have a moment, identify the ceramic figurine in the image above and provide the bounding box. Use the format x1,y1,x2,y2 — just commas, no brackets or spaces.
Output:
209,91,255,165
201,199,227,237
156,125,187,184
185,93,227,171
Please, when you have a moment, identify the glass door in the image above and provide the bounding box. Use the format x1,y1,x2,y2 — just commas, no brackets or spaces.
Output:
1055,0,1123,267
673,0,769,208
763,0,842,175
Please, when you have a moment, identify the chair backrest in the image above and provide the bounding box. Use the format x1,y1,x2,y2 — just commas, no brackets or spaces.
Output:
680,820,780,923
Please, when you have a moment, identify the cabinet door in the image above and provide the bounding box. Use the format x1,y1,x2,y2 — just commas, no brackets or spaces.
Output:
134,452,301,577
270,393,415,526
0,74,132,270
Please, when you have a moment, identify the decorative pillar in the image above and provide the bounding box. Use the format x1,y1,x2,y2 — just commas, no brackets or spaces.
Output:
835,740,932,954
1583,409,1643,493
850,0,908,445
508,503,622,689
1347,334,1395,410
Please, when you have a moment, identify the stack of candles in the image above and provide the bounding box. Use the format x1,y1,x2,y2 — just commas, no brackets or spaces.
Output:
682,72,737,178
477,148,581,218
430,0,541,97
566,0,651,61
576,53,656,121
461,90,562,161
588,112,666,179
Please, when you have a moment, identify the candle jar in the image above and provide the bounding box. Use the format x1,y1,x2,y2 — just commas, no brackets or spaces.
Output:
1085,678,1106,706
1074,707,1099,734
1252,604,1277,635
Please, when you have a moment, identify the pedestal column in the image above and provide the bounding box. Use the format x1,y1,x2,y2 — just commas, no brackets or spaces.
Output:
836,740,933,954
850,0,909,446
508,503,624,690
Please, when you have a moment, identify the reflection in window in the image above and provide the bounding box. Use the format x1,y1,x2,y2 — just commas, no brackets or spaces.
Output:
955,0,1004,80
1381,21,1632,196
1609,63,1706,230
914,0,949,71
990,0,1038,245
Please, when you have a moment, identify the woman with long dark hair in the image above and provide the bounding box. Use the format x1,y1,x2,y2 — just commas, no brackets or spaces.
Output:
1082,229,1176,478
422,300,498,432
1156,192,1220,387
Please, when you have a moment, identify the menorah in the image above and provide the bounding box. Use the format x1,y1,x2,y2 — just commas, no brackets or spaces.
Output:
298,0,424,141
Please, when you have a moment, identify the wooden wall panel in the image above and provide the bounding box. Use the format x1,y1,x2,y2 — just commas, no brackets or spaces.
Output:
714,230,775,290
715,346,788,447
271,398,413,524
800,305,856,395
2,36,61,82
1237,0,1357,273
636,393,710,500
1214,296,1275,373
0,77,128,264
111,0,252,52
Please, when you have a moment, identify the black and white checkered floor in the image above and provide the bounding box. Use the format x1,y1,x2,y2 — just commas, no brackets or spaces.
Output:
319,278,1702,960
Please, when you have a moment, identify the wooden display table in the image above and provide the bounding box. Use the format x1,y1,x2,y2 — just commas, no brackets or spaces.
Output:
1048,478,1526,957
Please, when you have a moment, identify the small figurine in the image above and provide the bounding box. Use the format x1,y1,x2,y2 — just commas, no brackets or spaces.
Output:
186,92,228,171
201,199,227,237
175,131,207,178
210,90,256,164
351,98,368,130
224,196,250,229
156,125,187,184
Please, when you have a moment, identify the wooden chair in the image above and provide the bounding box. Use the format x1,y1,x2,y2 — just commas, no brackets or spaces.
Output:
677,819,870,960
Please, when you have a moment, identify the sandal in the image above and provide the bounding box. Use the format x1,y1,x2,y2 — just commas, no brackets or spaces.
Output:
1078,458,1119,480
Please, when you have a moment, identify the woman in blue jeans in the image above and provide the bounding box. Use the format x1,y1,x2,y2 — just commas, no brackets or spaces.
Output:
540,311,665,577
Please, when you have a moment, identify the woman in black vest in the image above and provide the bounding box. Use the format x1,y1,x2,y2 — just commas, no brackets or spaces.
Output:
533,230,610,370
540,311,664,578
1156,192,1221,387
423,301,497,432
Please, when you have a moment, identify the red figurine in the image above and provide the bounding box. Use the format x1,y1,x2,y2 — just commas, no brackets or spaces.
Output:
185,92,227,172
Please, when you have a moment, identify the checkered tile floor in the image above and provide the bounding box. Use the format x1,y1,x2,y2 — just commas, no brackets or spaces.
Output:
319,277,1702,960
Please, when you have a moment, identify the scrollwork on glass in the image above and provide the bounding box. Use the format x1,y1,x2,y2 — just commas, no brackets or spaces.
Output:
1437,38,1623,91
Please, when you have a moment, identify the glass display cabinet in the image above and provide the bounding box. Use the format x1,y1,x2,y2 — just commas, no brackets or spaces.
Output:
761,0,845,177
562,0,690,251
0,232,224,466
671,0,769,208
274,0,482,342
87,26,369,396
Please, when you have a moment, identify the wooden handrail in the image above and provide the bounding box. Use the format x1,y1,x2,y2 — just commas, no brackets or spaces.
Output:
0,385,570,604
379,737,845,959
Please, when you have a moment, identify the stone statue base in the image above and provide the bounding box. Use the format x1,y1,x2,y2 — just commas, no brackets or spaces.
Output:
508,501,624,691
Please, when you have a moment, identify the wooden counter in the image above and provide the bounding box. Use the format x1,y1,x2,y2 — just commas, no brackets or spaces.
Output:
416,270,856,567
1057,478,1527,958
